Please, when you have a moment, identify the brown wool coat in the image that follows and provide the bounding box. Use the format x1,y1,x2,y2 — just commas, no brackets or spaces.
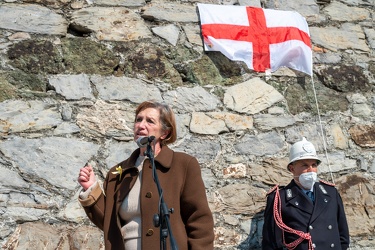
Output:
79,146,214,250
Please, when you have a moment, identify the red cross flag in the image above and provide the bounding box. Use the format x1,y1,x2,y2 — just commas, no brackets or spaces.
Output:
197,4,313,76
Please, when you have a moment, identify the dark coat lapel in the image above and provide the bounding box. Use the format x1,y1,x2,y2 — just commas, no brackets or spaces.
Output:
310,183,331,222
285,181,314,215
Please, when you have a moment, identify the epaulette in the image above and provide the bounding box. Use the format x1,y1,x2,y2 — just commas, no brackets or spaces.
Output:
319,179,335,186
266,185,279,195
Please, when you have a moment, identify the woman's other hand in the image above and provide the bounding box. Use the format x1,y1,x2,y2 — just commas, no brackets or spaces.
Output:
78,164,96,190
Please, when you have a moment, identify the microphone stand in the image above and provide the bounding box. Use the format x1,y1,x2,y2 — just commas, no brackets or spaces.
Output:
145,139,178,250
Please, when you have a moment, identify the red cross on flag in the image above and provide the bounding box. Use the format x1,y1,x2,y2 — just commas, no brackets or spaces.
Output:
197,4,313,76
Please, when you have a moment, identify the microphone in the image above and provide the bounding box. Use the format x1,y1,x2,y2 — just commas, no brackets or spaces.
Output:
136,136,155,148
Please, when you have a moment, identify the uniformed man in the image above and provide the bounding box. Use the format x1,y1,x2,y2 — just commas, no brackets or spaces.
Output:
261,137,350,250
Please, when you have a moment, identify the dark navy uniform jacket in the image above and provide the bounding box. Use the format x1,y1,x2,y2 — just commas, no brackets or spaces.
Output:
262,180,350,250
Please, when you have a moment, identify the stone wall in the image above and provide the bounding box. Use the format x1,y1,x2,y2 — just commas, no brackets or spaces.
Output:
0,0,374,249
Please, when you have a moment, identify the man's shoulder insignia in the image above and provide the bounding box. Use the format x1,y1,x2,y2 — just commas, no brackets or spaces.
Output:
319,179,335,186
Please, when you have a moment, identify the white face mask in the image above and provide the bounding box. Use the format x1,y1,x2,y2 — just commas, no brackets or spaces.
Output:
296,172,317,190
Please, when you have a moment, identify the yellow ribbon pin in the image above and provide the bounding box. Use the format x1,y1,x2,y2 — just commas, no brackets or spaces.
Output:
112,166,123,180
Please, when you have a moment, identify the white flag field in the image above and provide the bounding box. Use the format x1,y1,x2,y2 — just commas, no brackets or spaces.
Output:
197,4,313,76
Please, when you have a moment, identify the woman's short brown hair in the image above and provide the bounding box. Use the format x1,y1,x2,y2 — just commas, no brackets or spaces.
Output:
135,100,177,145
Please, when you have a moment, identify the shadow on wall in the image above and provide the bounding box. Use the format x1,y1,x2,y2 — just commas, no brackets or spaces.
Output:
237,211,264,250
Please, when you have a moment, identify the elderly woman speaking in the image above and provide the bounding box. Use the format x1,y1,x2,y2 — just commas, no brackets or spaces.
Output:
77,100,214,250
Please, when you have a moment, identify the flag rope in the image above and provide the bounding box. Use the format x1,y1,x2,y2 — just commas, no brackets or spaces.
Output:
310,75,335,184
310,75,351,250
